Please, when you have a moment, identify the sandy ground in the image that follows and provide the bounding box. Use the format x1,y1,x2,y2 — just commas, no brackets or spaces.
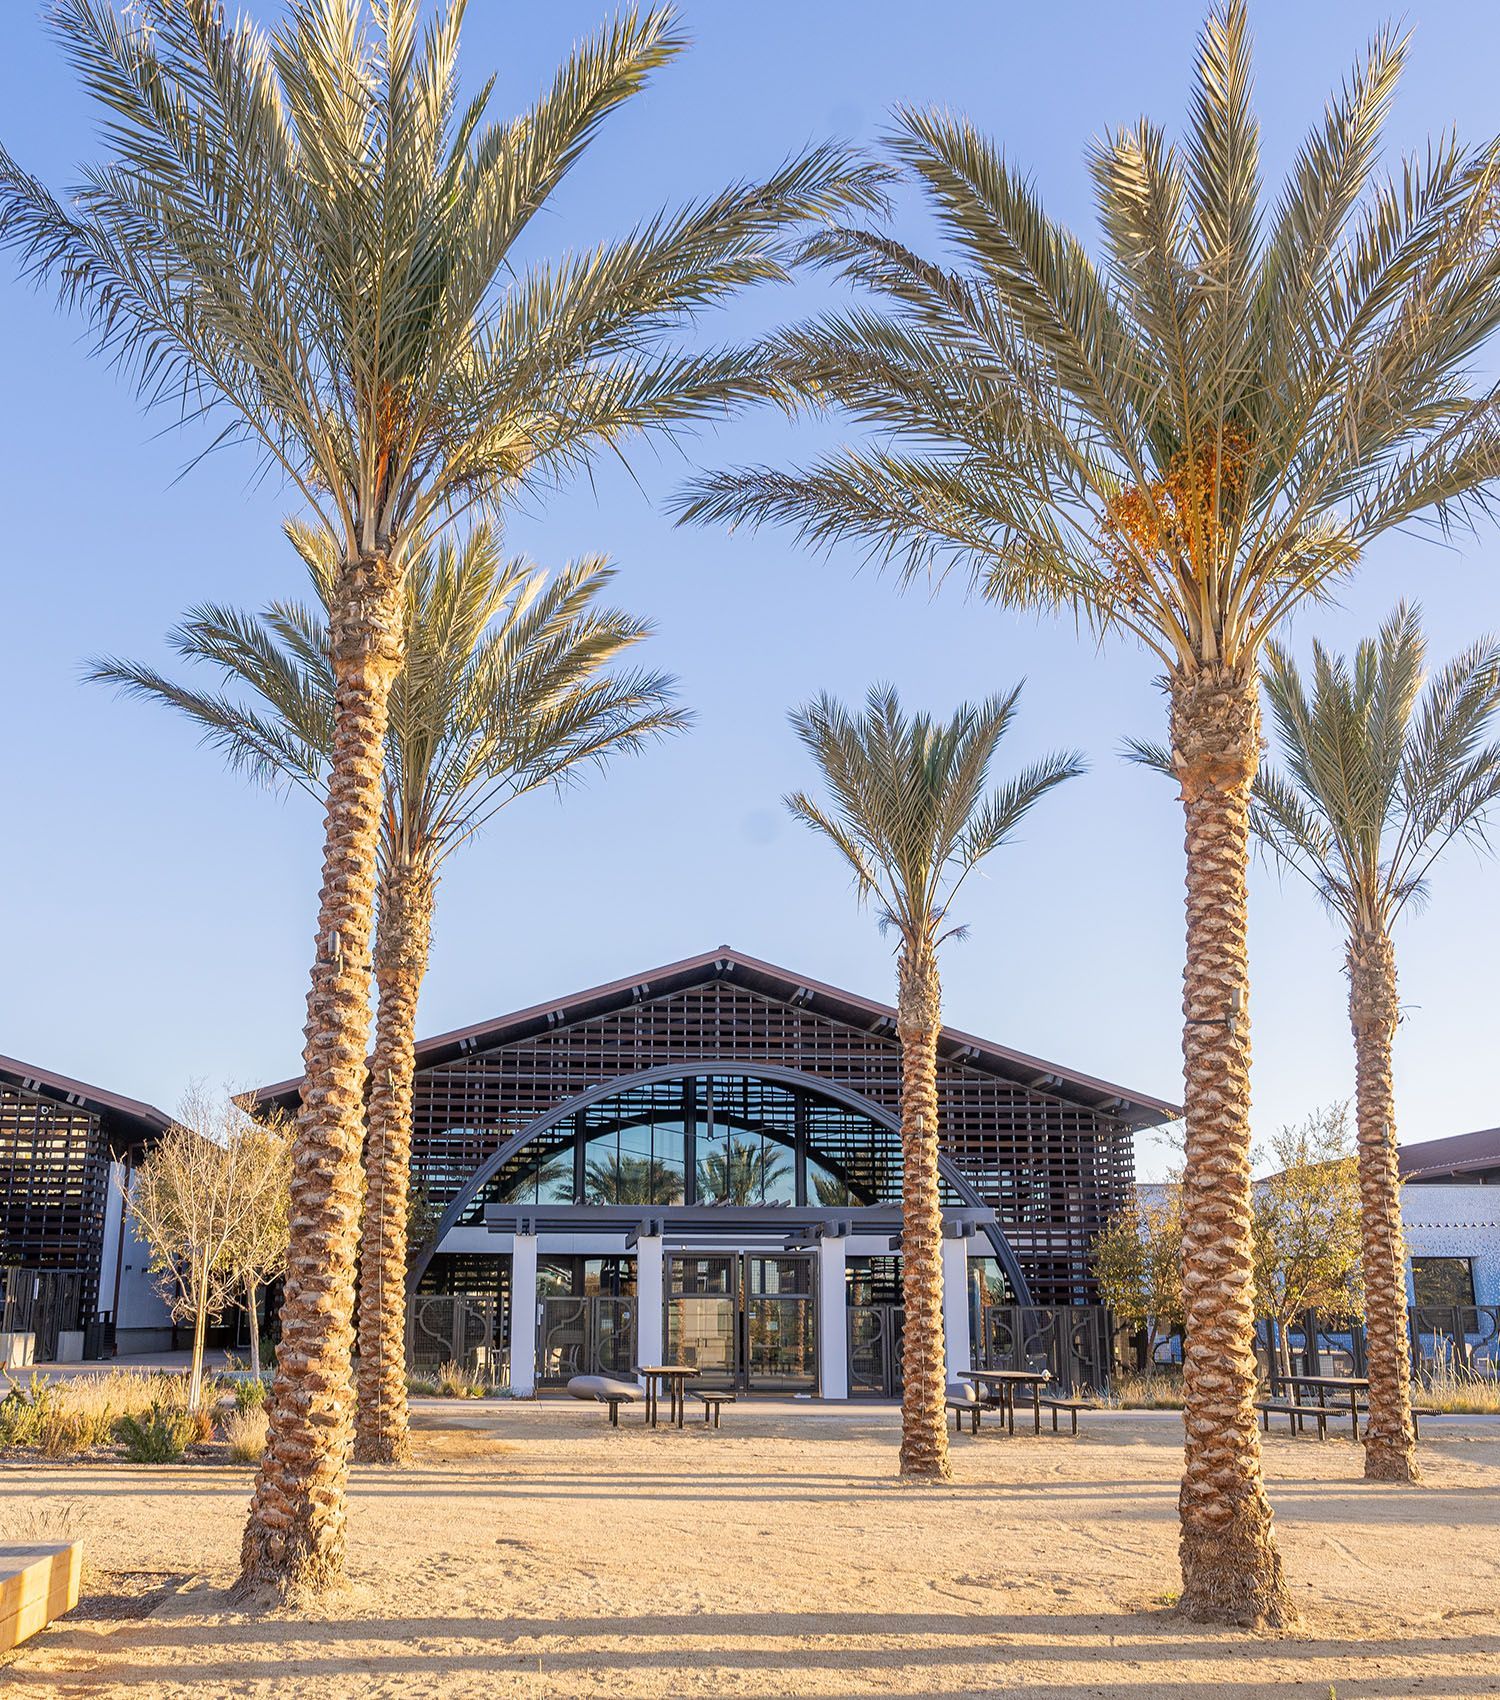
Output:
2,1399,1499,1699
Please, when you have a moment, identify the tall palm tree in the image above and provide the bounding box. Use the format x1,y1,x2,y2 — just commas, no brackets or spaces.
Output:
3,0,881,1591
788,684,1081,1479
679,4,1500,1620
91,520,686,1465
1250,606,1500,1482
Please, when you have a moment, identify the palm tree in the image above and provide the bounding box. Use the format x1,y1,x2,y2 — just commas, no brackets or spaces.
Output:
584,1152,685,1206
1250,606,1500,1482
91,521,686,1466
678,4,1500,1620
788,684,1081,1480
3,0,881,1591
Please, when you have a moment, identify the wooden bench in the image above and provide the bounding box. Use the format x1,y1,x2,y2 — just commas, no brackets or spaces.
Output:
946,1395,983,1435
1355,1404,1439,1439
1038,1395,1091,1435
1255,1400,1328,1438
691,1391,735,1429
1,1543,82,1653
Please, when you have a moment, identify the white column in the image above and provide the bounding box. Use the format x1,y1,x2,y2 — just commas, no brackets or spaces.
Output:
509,1233,538,1396
816,1233,849,1400
634,1233,664,1387
941,1236,972,1387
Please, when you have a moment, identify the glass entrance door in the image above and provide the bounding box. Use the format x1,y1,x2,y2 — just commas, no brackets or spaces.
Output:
666,1255,738,1386
666,1253,817,1393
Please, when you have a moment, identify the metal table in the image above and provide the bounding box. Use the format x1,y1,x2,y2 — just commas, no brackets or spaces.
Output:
1282,1373,1368,1441
636,1364,701,1429
958,1368,1050,1435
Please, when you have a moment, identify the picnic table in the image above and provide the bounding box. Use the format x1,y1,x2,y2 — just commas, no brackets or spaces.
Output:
636,1364,700,1429
958,1368,1050,1435
1271,1373,1368,1440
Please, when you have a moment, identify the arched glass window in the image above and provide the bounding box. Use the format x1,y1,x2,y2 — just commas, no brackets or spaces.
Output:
457,1071,955,1219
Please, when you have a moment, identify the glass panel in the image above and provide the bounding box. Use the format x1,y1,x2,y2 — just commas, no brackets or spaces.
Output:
1412,1257,1476,1308
670,1256,733,1296
666,1293,736,1382
745,1296,816,1390
651,1120,688,1205
749,1256,811,1296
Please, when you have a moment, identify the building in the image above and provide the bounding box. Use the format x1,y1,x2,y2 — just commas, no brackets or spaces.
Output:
258,945,1175,1397
0,1055,173,1359
1399,1127,1500,1311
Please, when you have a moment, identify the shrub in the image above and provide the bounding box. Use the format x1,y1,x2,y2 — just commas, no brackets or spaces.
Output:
1101,1370,1186,1411
233,1376,271,1413
0,1376,54,1447
115,1404,198,1463
222,1406,269,1464
405,1373,438,1397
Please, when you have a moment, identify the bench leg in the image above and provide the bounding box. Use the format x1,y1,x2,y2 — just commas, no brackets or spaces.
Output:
1070,1408,1078,1437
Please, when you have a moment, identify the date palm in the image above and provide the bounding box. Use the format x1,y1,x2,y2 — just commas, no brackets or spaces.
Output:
788,684,1081,1479
1252,606,1500,1482
92,519,686,1464
2,0,880,1591
680,3,1500,1620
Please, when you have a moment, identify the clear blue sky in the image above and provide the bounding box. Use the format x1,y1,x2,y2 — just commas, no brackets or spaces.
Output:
2,2,1497,1179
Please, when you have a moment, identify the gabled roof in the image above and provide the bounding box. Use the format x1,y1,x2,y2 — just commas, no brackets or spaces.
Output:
1399,1125,1500,1183
0,1052,171,1153
255,944,1178,1129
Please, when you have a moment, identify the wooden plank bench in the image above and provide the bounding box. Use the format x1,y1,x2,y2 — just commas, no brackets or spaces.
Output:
1038,1395,1091,1436
1,1543,82,1653
1356,1404,1440,1439
946,1396,982,1435
1255,1400,1327,1438
691,1391,735,1429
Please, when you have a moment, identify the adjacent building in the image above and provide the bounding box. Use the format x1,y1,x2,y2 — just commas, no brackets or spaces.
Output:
0,1055,173,1359
1399,1127,1500,1311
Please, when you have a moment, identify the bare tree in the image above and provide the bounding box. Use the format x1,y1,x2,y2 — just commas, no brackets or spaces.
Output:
225,1114,293,1382
128,1087,289,1411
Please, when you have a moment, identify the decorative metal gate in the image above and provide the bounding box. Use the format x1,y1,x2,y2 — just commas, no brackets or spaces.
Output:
978,1304,1113,1393
538,1295,636,1385
0,1268,86,1363
407,1293,507,1385
848,1303,903,1398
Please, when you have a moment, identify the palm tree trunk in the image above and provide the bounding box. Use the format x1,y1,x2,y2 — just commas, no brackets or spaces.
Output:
896,940,951,1482
1347,926,1419,1484
354,859,435,1465
239,552,406,1597
1170,664,1292,1628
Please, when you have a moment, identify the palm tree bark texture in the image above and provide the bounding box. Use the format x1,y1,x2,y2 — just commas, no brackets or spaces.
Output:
355,859,437,1465
240,554,406,1595
1171,665,1292,1628
1347,927,1420,1483
896,943,951,1482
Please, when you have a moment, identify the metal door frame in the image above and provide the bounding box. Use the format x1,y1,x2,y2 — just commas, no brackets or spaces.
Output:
665,1250,818,1393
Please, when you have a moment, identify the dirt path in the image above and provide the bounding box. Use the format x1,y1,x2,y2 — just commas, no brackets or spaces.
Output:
4,1402,1498,1698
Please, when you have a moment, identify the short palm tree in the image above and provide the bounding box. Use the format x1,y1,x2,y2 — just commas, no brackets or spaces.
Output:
1251,606,1500,1483
788,684,1081,1479
680,3,1500,1620
2,0,881,1592
92,521,686,1465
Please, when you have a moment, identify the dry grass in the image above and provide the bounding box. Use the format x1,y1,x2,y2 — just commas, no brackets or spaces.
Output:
1419,1360,1500,1414
0,1370,220,1460
221,1406,268,1464
434,1359,490,1399
1101,1370,1186,1410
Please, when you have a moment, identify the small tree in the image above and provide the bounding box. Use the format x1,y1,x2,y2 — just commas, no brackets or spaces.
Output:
1093,1191,1184,1364
1252,1106,1363,1368
129,1088,291,1411
225,1115,293,1381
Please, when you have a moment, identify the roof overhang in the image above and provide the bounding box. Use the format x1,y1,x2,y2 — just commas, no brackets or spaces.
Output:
253,944,1179,1128
0,1053,171,1157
